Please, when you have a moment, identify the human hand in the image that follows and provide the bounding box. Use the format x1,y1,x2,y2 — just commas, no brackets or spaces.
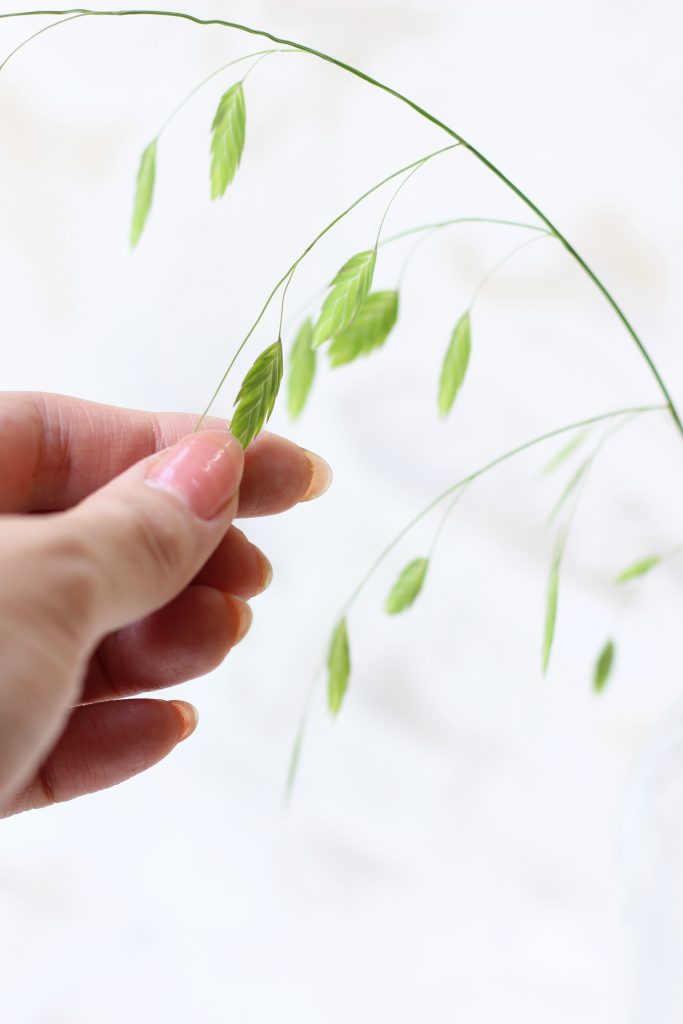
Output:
0,393,331,817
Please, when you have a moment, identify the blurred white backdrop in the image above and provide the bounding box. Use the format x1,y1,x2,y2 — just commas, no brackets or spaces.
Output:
1,1,683,1021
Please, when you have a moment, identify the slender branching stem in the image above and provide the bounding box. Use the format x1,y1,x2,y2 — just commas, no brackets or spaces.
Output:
540,413,639,669
240,47,302,85
156,48,298,137
541,414,652,533
1,8,679,437
286,217,550,327
286,404,663,790
373,157,429,250
195,143,458,427
468,233,550,311
395,227,441,291
381,217,552,246
275,147,453,371
427,485,469,560
339,404,667,614
388,217,552,290
3,10,678,783
0,11,85,70
277,268,296,340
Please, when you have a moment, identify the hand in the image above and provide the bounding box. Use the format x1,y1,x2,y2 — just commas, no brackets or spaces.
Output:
0,392,331,817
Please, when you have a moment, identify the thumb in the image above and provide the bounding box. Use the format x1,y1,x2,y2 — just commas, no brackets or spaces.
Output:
63,429,244,639
0,430,242,803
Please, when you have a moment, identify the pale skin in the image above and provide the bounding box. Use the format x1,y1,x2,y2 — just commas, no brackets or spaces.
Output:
0,392,332,817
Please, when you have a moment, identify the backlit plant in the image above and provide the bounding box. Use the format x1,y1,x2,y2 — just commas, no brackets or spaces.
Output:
2,9,679,789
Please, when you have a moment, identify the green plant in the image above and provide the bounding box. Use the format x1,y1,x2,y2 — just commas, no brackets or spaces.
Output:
1,9,679,788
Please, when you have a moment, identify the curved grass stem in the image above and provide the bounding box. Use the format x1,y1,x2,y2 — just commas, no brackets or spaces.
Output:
0,11,85,71
467,232,551,311
156,48,299,137
339,404,667,615
1,8,679,436
381,217,552,247
540,413,640,671
277,146,455,354
373,157,429,250
389,217,553,291
285,217,549,329
427,484,470,560
195,143,458,427
287,404,663,792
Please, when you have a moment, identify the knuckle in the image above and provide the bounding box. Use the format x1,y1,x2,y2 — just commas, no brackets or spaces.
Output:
41,526,100,641
126,504,190,588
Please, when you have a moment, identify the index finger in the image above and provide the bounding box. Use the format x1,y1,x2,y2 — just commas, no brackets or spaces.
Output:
0,392,330,516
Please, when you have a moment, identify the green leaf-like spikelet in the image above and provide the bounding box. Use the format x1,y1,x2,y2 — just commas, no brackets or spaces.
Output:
540,428,591,476
593,639,615,693
231,339,283,448
546,459,589,526
328,290,399,367
327,617,350,715
438,311,471,417
285,720,306,802
312,249,376,349
385,557,429,614
287,319,317,420
130,139,157,248
542,535,564,674
615,555,661,584
210,82,246,199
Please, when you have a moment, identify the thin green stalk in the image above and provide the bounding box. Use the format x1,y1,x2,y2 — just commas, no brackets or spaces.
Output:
541,414,638,671
276,145,456,353
284,711,310,803
392,217,551,291
156,48,297,137
396,226,441,291
539,427,592,477
284,664,324,803
381,217,552,247
339,404,666,614
540,413,629,673
289,215,533,330
373,157,430,249
468,232,550,311
390,217,552,290
277,268,296,340
0,11,85,71
290,409,657,793
241,47,300,84
283,282,326,332
280,147,455,345
196,143,457,427
1,9,678,436
546,414,635,526
427,484,469,560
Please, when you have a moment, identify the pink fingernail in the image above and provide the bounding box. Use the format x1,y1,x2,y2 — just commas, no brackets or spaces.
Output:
170,700,199,742
258,553,273,593
146,431,243,520
301,449,333,502
224,595,253,644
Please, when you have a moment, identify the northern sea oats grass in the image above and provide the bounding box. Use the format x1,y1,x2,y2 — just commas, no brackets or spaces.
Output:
1,9,678,787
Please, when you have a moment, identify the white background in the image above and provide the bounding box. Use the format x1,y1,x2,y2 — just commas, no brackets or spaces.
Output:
1,1,683,1021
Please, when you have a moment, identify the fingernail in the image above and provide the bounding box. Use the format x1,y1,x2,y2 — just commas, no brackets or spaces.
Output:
170,700,199,742
258,553,273,594
146,431,243,520
225,594,253,644
301,449,333,502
